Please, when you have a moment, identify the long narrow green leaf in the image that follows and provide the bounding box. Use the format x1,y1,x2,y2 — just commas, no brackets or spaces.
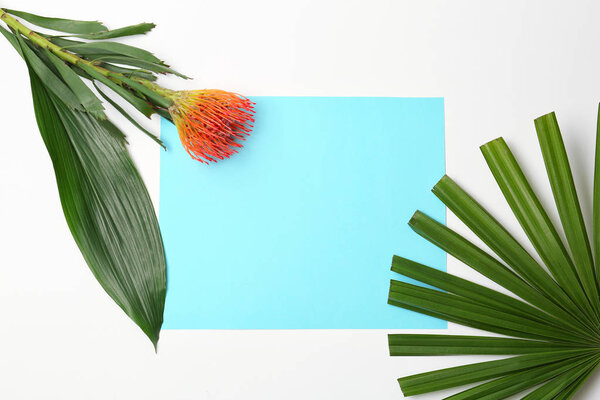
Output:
28,66,166,348
520,358,597,399
82,59,170,111
93,82,164,148
389,298,554,340
46,36,85,47
432,175,589,326
388,335,577,356
398,350,589,396
101,63,157,81
113,73,172,108
389,281,581,343
0,25,22,56
74,22,155,40
45,49,106,119
554,359,600,400
408,210,587,327
4,9,107,34
444,355,595,400
88,55,189,79
391,256,593,339
480,138,594,319
64,41,162,64
535,112,600,316
46,37,158,82
76,62,154,117
16,34,83,111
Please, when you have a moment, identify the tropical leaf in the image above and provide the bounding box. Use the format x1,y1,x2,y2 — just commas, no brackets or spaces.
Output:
16,34,84,111
27,63,166,349
86,54,190,79
93,81,165,148
101,63,157,81
63,41,163,64
0,25,22,56
45,49,106,119
73,22,156,40
76,61,154,117
4,8,107,34
45,35,85,47
389,108,600,398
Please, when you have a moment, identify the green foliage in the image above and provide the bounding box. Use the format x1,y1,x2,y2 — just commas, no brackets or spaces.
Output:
4,8,107,34
0,8,179,348
85,54,190,79
46,49,106,119
389,109,600,398
28,66,167,349
63,41,163,64
76,61,155,117
16,34,84,111
93,81,165,148
74,22,156,40
1,7,182,143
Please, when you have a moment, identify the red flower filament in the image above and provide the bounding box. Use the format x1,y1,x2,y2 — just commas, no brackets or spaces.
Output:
169,89,255,163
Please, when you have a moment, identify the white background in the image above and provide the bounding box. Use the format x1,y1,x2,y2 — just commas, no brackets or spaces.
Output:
2,0,600,398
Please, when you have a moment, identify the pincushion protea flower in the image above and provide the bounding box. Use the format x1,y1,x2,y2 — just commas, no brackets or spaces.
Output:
0,7,255,349
167,89,255,163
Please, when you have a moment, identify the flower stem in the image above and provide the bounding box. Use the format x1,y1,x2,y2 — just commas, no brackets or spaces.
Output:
0,8,172,109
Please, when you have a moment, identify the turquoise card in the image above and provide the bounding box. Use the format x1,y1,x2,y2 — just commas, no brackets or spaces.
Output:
160,97,446,329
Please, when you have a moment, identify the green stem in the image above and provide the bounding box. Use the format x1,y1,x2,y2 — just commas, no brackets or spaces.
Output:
0,8,173,109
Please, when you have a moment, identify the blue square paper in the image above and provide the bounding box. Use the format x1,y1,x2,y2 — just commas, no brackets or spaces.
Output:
160,97,446,329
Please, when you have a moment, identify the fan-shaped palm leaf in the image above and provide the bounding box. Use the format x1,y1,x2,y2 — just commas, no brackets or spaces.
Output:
389,107,600,398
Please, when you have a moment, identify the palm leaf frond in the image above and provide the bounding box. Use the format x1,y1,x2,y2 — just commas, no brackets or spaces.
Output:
390,107,600,398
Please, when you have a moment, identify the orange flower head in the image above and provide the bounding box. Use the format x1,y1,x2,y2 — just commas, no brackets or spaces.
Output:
168,89,255,163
